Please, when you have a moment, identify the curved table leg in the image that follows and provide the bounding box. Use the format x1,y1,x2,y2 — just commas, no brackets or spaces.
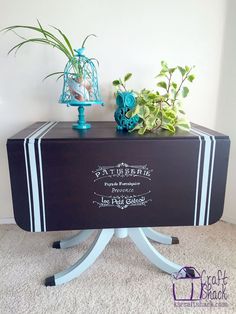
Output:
52,229,95,249
142,227,179,245
128,228,182,274
45,228,114,286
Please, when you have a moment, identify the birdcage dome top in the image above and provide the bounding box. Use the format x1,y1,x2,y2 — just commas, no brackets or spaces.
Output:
60,47,103,106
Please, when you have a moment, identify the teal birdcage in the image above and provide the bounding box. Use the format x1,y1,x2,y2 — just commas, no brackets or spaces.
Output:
60,47,103,129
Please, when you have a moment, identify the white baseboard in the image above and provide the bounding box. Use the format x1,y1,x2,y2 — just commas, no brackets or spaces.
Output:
0,218,16,224
221,215,236,224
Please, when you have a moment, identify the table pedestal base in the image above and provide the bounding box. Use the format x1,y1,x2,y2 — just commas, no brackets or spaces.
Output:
45,228,183,286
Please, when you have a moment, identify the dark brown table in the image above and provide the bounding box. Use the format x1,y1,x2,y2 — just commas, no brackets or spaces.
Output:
7,122,230,286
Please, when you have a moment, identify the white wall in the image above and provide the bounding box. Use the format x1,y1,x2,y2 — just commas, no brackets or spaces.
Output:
0,0,228,221
215,0,236,224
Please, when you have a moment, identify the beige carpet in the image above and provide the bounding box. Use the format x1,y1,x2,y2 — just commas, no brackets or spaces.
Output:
0,221,235,314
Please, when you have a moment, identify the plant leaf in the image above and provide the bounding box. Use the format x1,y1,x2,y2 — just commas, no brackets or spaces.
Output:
130,122,143,132
138,127,147,135
125,110,133,118
112,80,120,86
7,38,57,55
182,86,189,98
145,115,157,129
147,93,157,100
171,82,177,89
81,34,96,48
185,65,190,72
37,20,47,39
157,81,167,90
9,29,27,40
3,25,73,59
178,66,186,76
161,60,168,72
169,67,176,74
89,58,100,66
155,73,165,78
50,25,74,56
124,73,132,82
176,119,191,131
187,74,195,82
138,105,150,119
162,123,175,133
43,71,64,81
56,73,64,81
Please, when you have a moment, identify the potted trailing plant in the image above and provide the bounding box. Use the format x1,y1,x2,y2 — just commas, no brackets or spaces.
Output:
113,61,195,134
1,21,97,102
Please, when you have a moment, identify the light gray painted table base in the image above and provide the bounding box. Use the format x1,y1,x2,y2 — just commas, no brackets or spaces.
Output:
45,227,182,286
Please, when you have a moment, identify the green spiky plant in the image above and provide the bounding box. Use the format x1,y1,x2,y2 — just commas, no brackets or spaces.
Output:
1,20,96,81
113,61,195,134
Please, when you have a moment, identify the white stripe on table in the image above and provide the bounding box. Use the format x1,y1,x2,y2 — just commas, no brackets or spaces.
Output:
192,127,216,225
189,130,202,226
27,122,56,231
24,122,50,231
38,122,58,231
191,127,214,225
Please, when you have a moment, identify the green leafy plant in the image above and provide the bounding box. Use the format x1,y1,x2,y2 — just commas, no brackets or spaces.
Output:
113,61,195,134
1,20,96,81
112,72,133,91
